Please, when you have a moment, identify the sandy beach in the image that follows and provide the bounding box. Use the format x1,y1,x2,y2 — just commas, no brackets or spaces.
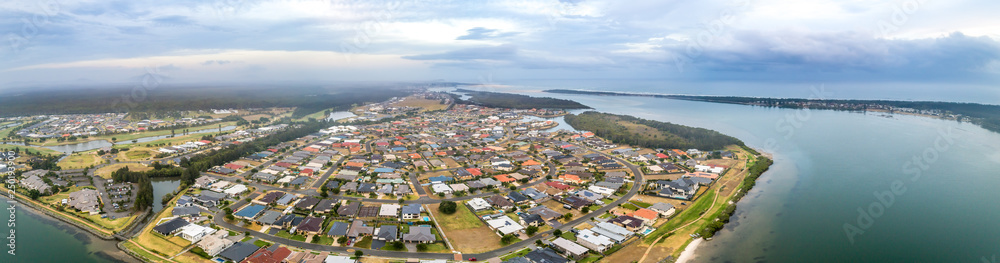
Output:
676,238,704,263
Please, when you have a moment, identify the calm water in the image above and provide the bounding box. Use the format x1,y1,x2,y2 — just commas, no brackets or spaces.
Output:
151,178,182,213
510,90,1000,262
0,196,137,263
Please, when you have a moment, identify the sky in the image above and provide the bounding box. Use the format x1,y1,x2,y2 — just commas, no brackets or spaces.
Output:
1,0,999,88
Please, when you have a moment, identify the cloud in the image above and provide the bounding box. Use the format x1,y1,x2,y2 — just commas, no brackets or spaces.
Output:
456,27,520,40
201,60,232,65
1,0,999,86
403,44,519,61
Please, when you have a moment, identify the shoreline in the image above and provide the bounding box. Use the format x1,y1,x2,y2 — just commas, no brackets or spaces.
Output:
675,238,703,263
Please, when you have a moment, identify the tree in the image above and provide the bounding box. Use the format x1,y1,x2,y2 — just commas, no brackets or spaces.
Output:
416,243,429,251
526,226,539,236
354,250,363,258
391,241,405,250
581,206,590,214
563,213,573,220
438,201,458,214
553,229,563,237
501,234,517,245
337,236,348,246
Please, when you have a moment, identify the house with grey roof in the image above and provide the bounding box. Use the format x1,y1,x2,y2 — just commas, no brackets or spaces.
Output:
402,226,435,243
68,188,101,214
401,204,422,220
326,222,349,236
376,225,398,241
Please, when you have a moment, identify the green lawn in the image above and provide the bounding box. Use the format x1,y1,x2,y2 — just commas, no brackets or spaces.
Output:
434,202,483,230
417,243,450,253
560,231,577,241
0,144,61,156
276,230,294,239
579,254,603,263
632,201,653,208
645,189,717,242
621,203,640,211
312,236,335,245
353,236,372,249
253,240,272,247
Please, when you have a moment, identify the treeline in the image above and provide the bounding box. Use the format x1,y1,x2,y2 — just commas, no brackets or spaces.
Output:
699,157,773,238
0,85,414,117
455,89,590,109
111,167,156,212
564,111,743,150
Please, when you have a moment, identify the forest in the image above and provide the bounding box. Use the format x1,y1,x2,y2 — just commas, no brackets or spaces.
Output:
455,89,590,109
546,89,1000,134
563,111,744,150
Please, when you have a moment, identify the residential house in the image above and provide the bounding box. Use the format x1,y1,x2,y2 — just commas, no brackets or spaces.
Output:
375,225,398,241
551,238,588,259
648,203,676,217
401,204,422,220
402,226,435,243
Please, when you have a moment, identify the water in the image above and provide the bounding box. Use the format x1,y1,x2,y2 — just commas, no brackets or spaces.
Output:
325,111,357,121
151,178,182,213
2,125,236,154
507,90,1000,262
0,196,138,263
521,111,586,133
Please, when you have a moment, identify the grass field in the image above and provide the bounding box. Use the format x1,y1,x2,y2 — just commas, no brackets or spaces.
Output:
429,202,503,253
58,152,102,169
34,121,237,146
0,144,62,156
390,96,449,112
353,236,373,249
134,206,193,257
95,163,152,179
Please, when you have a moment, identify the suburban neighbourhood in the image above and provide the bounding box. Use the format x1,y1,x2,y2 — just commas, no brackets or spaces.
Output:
2,92,766,263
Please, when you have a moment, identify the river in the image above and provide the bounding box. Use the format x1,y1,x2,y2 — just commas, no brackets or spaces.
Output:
496,88,1000,262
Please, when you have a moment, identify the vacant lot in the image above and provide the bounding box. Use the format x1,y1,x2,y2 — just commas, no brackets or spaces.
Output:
391,96,449,112
58,153,102,169
429,202,503,253
95,163,152,179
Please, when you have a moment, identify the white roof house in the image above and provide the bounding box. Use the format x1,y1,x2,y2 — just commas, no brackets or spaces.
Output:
577,229,614,252
379,204,400,218
592,222,634,243
431,183,453,194
467,198,491,211
486,216,524,235
694,165,725,174
552,237,589,257
324,255,356,263
178,224,217,242
587,185,615,196
223,184,248,196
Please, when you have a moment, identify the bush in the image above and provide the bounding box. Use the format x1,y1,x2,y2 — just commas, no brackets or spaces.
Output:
439,201,458,215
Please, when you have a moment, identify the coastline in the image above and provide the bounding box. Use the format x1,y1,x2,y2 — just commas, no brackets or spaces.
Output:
675,238,704,263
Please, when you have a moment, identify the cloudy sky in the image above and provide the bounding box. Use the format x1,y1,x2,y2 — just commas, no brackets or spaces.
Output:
1,0,999,88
